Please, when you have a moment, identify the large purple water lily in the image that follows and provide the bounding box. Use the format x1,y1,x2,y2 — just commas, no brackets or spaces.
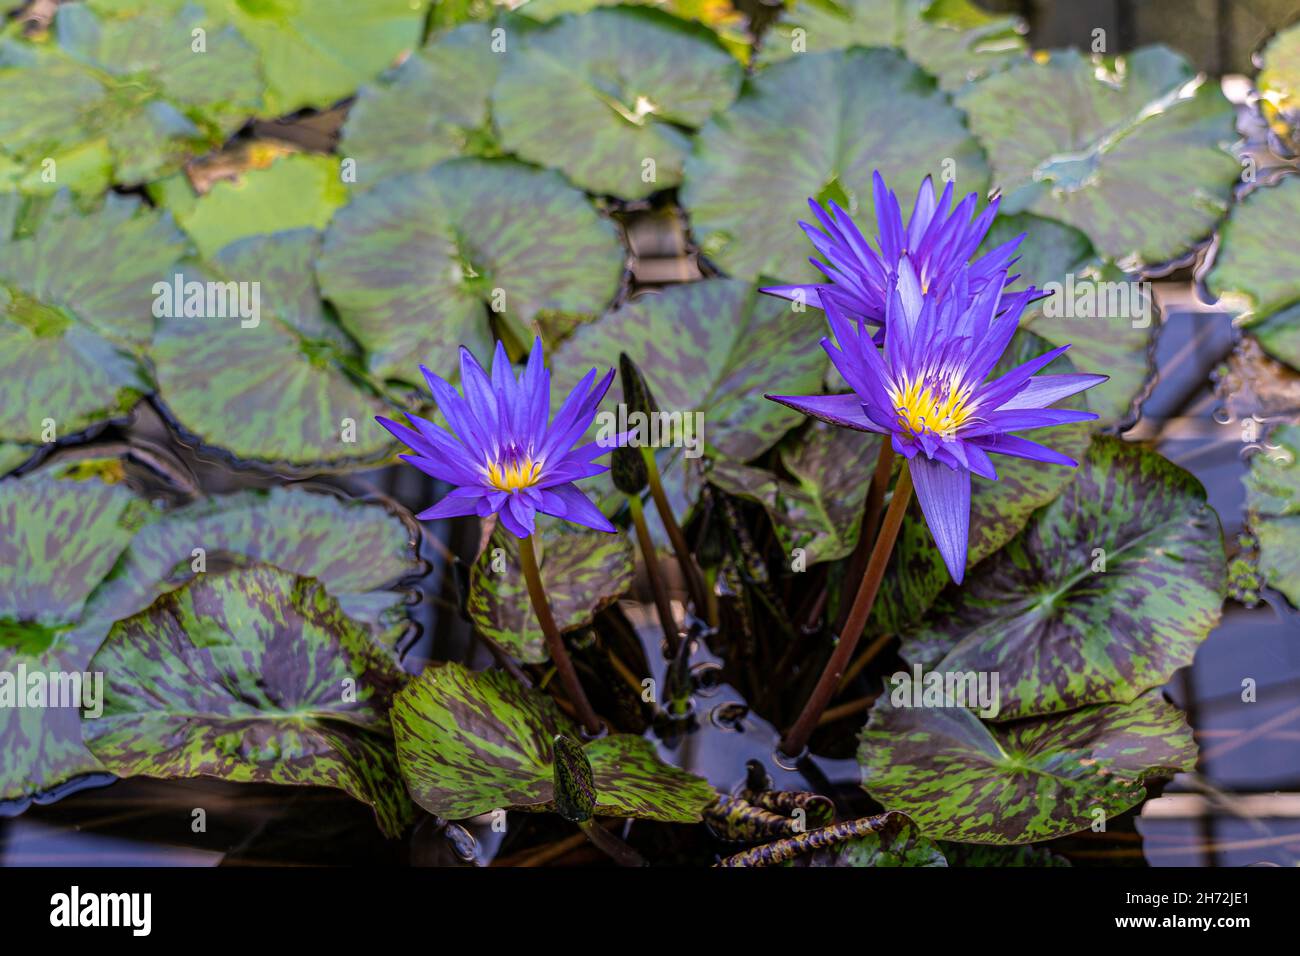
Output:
762,171,1027,336
378,338,616,539
767,261,1106,584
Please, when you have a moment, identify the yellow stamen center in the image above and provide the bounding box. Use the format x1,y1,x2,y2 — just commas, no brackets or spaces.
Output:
890,375,976,440
486,455,542,492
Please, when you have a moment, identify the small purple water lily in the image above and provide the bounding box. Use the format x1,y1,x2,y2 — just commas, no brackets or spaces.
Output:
767,262,1106,584
377,338,616,539
762,171,1027,336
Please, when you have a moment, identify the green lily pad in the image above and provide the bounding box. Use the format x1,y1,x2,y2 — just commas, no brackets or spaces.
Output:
519,0,753,62
0,3,261,191
0,193,186,446
941,842,1070,866
492,7,742,199
858,689,1196,844
467,521,635,664
338,23,502,187
391,663,715,821
150,229,398,470
80,485,422,648
956,46,1239,268
160,154,348,260
0,470,153,807
789,811,949,867
1258,22,1300,153
900,437,1225,721
318,158,625,382
91,0,430,117
1204,175,1300,368
760,0,1026,92
1244,423,1300,609
0,443,31,476
681,46,989,282
85,565,414,837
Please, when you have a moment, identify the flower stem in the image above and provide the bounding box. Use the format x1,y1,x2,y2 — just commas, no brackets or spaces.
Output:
627,493,681,657
578,818,647,866
518,534,602,736
832,440,896,636
643,449,710,619
779,463,913,759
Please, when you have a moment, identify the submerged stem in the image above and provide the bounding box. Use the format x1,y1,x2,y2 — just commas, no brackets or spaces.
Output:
628,493,681,657
578,819,647,867
518,534,602,736
779,464,914,759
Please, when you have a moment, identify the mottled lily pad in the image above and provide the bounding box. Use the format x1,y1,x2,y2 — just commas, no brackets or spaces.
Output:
901,437,1225,721
1244,423,1300,609
1204,175,1300,369
150,229,397,470
681,47,989,282
80,485,423,648
0,3,261,190
391,663,715,821
339,23,502,187
956,46,1239,267
0,470,152,808
467,521,635,664
85,565,414,837
858,689,1196,844
761,0,1026,92
0,193,185,446
493,7,742,198
318,158,625,382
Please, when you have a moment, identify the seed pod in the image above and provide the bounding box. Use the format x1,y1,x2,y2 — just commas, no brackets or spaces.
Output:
552,734,596,824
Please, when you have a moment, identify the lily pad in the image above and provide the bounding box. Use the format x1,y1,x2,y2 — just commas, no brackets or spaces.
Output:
338,23,502,187
80,485,423,648
492,7,743,199
317,158,625,382
900,437,1225,721
1244,423,1300,609
0,193,186,446
1204,175,1300,368
1258,22,1300,153
160,154,348,260
467,521,635,664
760,0,1026,92
553,280,827,463
0,470,152,808
858,688,1197,844
391,662,715,821
0,3,261,190
85,565,414,837
956,46,1239,267
681,46,989,282
520,0,753,62
150,229,398,470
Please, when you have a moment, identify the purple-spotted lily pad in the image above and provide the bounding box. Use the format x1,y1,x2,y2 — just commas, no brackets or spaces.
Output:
858,688,1197,844
85,565,414,837
467,520,634,664
1244,423,1300,609
391,663,716,821
900,437,1225,721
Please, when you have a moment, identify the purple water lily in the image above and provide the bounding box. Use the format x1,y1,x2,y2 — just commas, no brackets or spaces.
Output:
767,261,1106,584
762,171,1027,336
377,338,616,539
